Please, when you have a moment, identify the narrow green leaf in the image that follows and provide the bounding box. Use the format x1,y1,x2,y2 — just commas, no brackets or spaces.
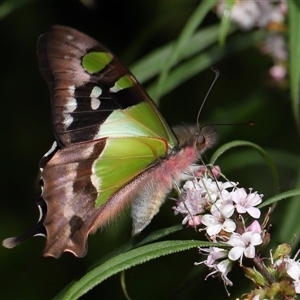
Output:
288,0,300,132
147,30,266,99
0,0,33,20
218,0,235,46
278,159,300,245
91,224,185,269
259,189,300,209
153,0,217,101
57,240,226,300
131,24,234,83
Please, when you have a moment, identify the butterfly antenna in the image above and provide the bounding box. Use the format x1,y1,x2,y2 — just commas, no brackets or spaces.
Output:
196,68,219,131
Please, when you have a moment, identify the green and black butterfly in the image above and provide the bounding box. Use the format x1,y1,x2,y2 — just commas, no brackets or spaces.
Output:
3,26,217,258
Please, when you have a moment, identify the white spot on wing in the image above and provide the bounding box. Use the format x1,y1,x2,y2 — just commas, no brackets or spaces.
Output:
34,233,46,237
91,160,101,194
90,86,102,98
91,98,101,110
63,114,73,128
43,141,58,157
90,86,102,110
37,204,44,222
65,97,77,113
68,85,76,96
66,34,74,40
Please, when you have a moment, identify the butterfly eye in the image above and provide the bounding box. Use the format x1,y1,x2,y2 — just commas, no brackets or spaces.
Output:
195,133,206,150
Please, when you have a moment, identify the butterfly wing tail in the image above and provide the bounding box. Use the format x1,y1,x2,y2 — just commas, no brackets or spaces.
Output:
2,221,46,249
2,198,46,249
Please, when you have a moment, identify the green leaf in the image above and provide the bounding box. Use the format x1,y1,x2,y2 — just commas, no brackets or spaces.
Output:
153,0,217,101
0,0,33,20
278,159,300,245
55,240,227,300
258,189,300,209
288,0,300,132
131,24,233,83
147,30,266,99
91,224,185,269
210,140,279,194
218,0,236,46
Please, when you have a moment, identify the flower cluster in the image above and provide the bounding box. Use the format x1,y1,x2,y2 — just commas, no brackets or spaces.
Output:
216,0,288,84
173,166,300,298
173,167,264,290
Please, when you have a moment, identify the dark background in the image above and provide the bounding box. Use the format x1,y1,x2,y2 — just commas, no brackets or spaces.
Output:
0,1,298,299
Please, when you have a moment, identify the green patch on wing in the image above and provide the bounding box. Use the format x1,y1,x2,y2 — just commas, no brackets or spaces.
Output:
109,75,135,93
93,136,167,207
82,51,113,73
99,102,177,148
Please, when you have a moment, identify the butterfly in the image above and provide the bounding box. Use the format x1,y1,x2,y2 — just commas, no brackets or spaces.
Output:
2,26,217,258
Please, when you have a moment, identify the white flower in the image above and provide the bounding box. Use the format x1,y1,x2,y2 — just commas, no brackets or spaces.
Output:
275,250,300,294
269,64,287,82
198,247,229,268
216,0,287,30
173,187,205,226
204,259,233,288
202,215,236,237
286,261,300,293
217,259,233,286
227,232,263,264
210,199,234,219
262,34,288,61
230,188,262,218
202,198,236,236
199,177,236,203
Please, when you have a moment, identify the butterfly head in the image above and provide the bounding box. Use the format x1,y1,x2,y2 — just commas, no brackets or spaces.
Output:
173,124,217,155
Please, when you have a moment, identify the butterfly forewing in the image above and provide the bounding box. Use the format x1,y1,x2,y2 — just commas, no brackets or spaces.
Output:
38,25,177,147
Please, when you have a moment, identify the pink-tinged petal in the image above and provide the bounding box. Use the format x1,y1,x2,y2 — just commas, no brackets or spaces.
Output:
211,165,221,178
231,188,247,204
270,65,287,82
235,204,247,214
244,245,256,258
188,216,201,227
206,247,228,266
246,220,261,233
247,205,261,218
228,246,244,261
247,193,262,206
